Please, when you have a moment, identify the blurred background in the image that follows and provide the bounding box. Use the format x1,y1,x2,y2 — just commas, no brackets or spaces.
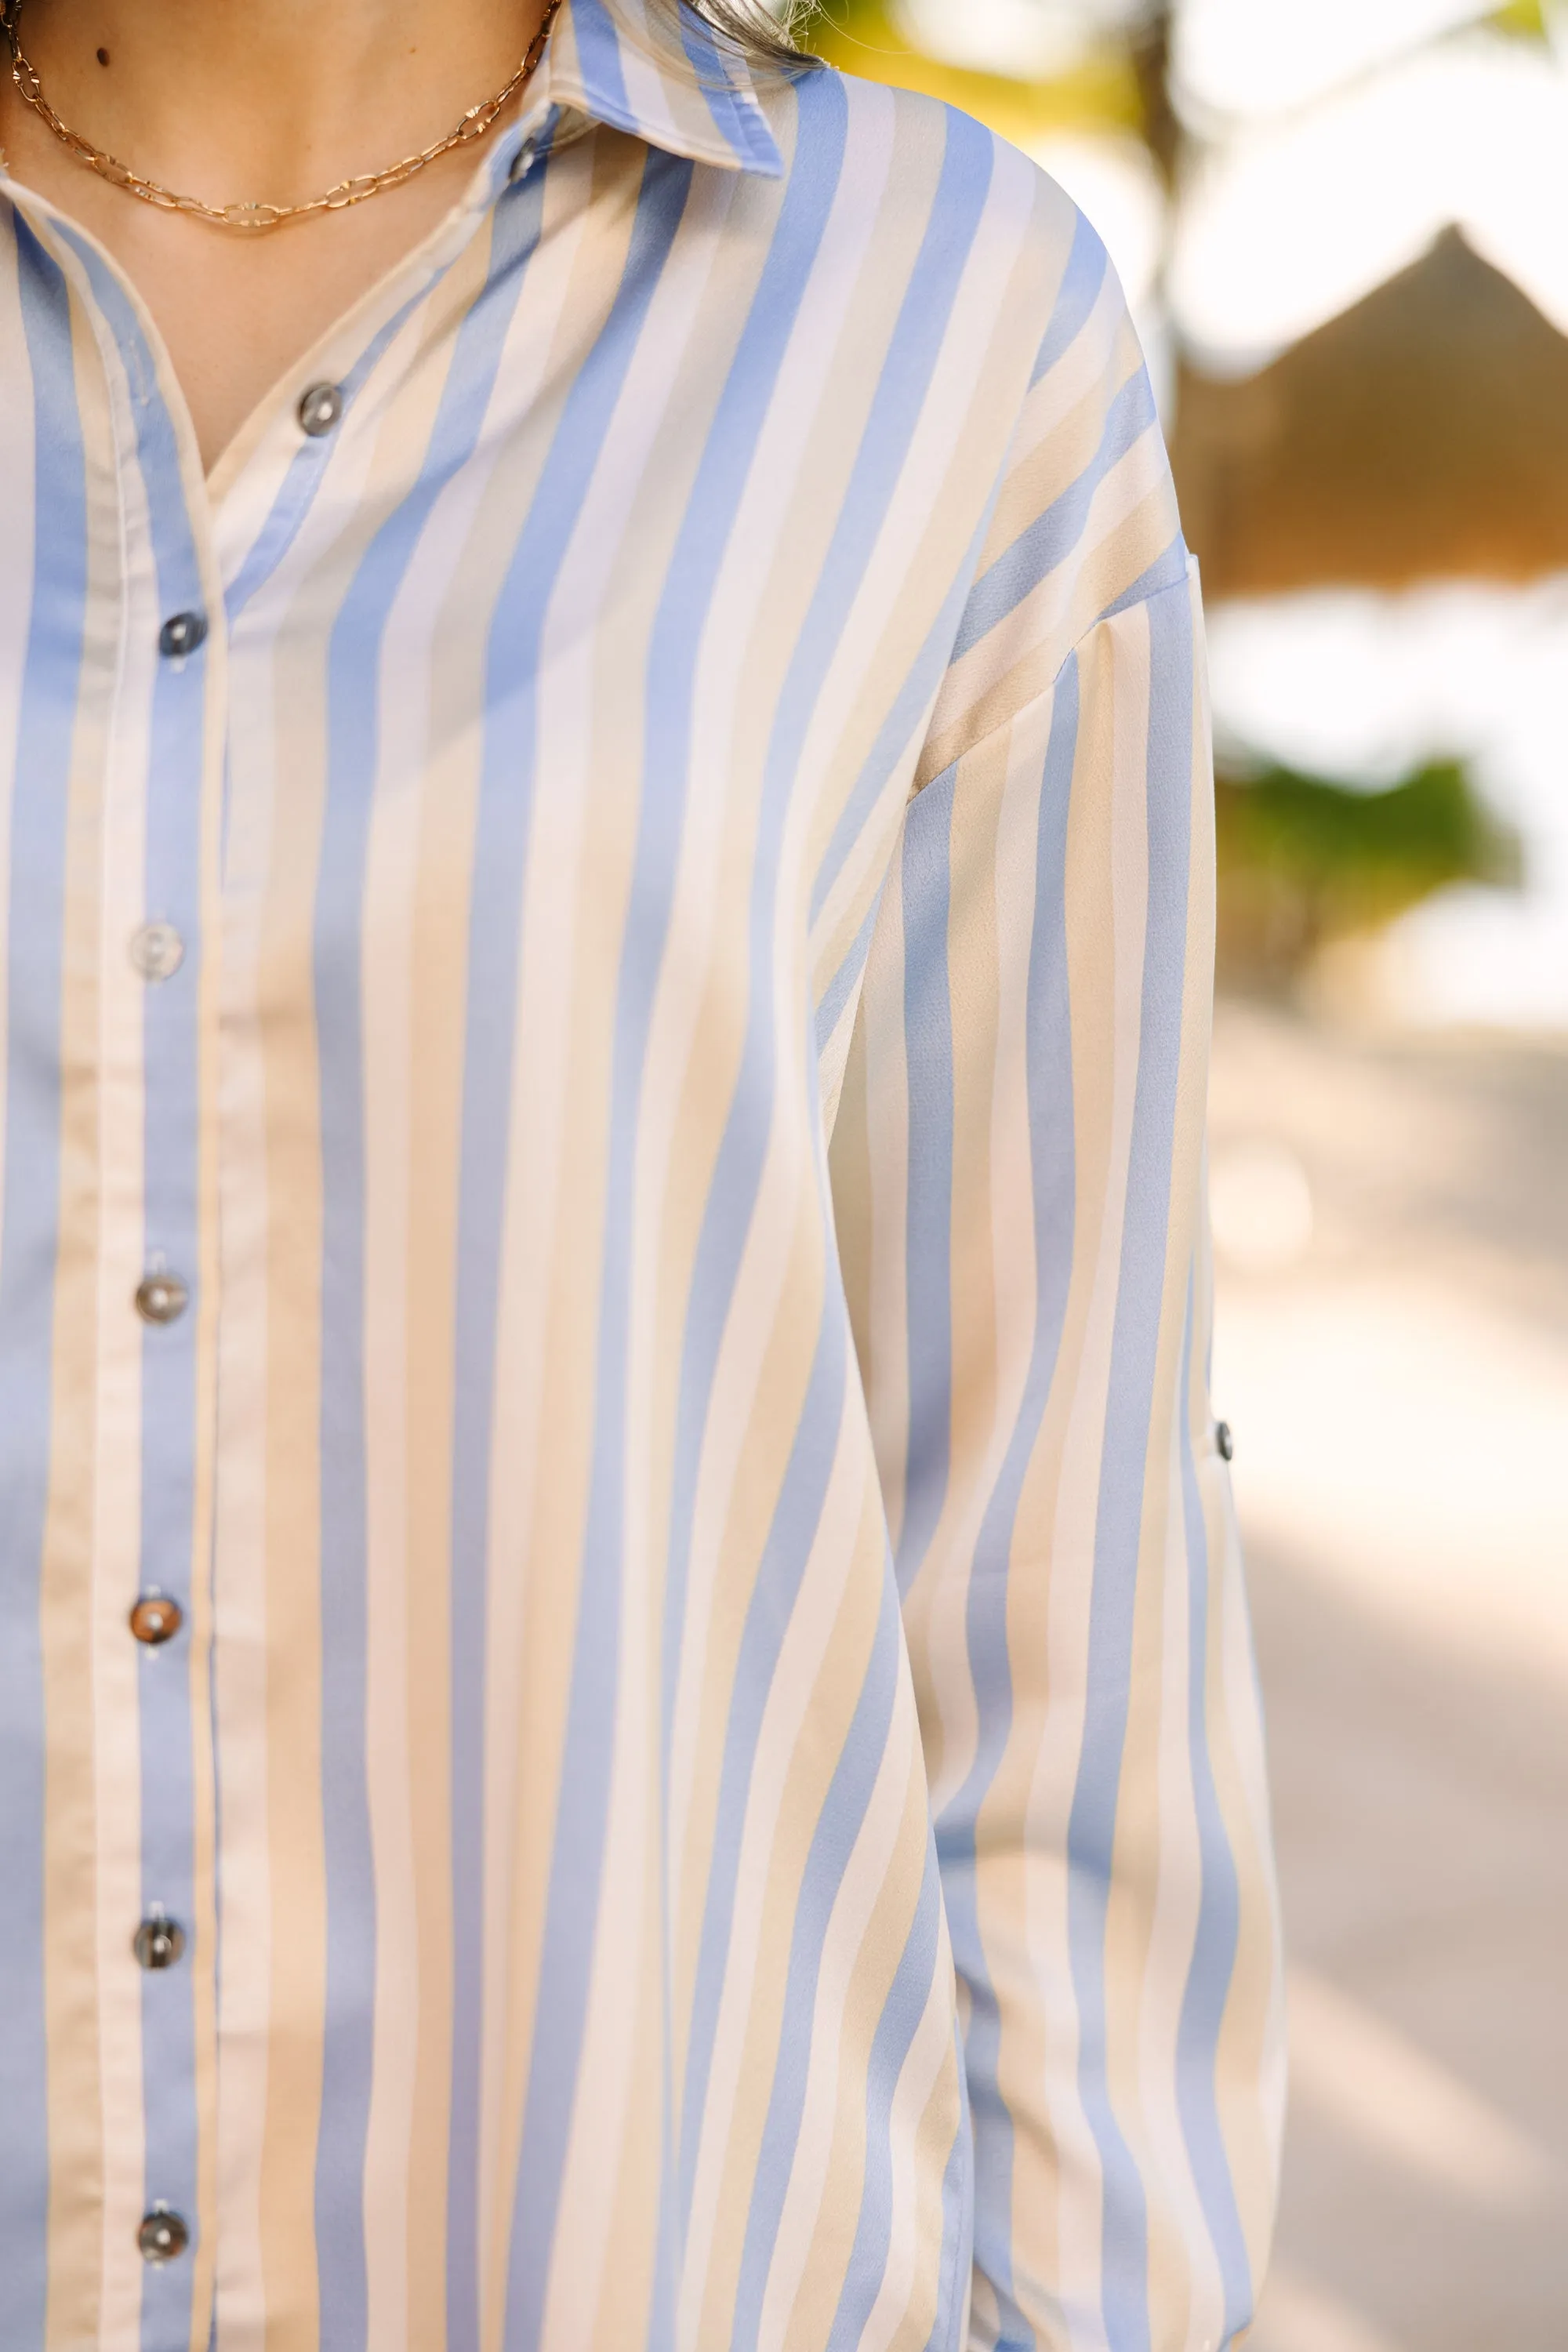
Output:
799,4,1568,2345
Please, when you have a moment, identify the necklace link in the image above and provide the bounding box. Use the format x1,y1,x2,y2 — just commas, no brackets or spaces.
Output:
2,0,561,231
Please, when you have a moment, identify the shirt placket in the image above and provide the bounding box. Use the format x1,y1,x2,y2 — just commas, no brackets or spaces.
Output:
85,259,225,2346
20,112,550,2338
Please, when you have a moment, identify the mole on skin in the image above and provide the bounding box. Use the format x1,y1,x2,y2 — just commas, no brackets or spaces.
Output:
96,45,110,64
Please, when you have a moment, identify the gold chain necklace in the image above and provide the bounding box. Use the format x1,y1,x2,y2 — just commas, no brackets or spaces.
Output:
0,0,561,232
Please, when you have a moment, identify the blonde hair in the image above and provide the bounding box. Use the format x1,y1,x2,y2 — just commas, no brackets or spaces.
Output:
666,0,818,69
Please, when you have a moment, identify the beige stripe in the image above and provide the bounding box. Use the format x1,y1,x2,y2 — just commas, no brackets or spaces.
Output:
979,273,1144,562
798,132,1046,832
142,299,230,2352
0,214,34,1233
855,852,913,1559
1058,597,1156,2338
755,1627,922,2351
40,288,125,2352
1099,601,1175,2219
470,147,650,2350
530,165,746,2352
481,665,626,2345
212,599,282,2336
350,220,506,2352
785,1737,956,2352
1018,634,1129,2347
679,1403,877,2347
359,581,429,2352
1181,577,1285,2284
851,1944,963,2352
90,352,157,2352
236,212,497,2339
183,711,226,2352
253,561,331,2352
919,440,1179,788
971,704,1071,2315
902,736,1010,1817
390,224,533,2352
1137,1450,1221,2350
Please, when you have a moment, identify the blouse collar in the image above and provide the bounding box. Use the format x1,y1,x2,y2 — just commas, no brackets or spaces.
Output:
533,0,787,178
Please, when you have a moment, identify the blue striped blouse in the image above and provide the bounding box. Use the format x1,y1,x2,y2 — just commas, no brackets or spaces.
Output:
0,4,1282,2347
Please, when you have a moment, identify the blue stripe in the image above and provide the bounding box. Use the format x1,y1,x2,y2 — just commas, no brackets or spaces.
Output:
728,1569,902,2345
676,2,790,175
496,144,699,2352
825,1837,948,2350
221,181,543,630
895,775,956,1592
297,161,550,2352
665,96,997,2284
1030,205,1110,385
1100,537,1191,622
64,252,213,2352
808,504,992,932
0,216,84,2350
644,82,852,2336
565,0,637,127
926,2034,976,2352
675,1312,850,2216
1174,1279,1252,2340
567,0,786,176
920,657,1085,2351
814,884,883,1062
411,165,564,2352
791,96,1002,925
951,366,1160,668
1065,574,1196,2352
9,216,213,2352
440,165,557,2352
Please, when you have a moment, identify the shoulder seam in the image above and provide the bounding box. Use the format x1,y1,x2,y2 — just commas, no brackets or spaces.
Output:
908,554,1199,802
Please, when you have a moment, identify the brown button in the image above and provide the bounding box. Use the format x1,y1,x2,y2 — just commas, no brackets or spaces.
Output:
129,1594,183,1646
135,1271,188,1324
133,1914,186,1970
138,2206,189,2263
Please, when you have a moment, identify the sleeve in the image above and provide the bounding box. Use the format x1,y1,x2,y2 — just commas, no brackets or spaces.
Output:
826,220,1285,2352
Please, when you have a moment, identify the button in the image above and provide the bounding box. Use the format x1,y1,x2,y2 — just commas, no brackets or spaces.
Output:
133,1913,187,1970
135,1270,188,1324
138,2206,189,2263
298,382,344,437
129,920,184,982
1215,1420,1234,1462
129,1594,183,1646
507,138,537,183
158,612,207,659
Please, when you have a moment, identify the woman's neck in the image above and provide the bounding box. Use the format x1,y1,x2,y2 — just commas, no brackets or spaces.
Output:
1,0,550,471
12,0,540,209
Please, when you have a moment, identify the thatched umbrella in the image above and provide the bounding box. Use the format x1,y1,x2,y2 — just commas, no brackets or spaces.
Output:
1170,228,1568,595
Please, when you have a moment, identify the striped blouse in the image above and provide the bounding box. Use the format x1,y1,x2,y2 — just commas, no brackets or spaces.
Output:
0,4,1283,2347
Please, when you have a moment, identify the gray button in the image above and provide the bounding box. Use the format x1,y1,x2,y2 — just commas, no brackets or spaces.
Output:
136,1270,188,1325
129,920,184,982
158,612,207,659
133,1913,186,1970
298,382,344,437
1215,1419,1234,1462
138,2206,189,2263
